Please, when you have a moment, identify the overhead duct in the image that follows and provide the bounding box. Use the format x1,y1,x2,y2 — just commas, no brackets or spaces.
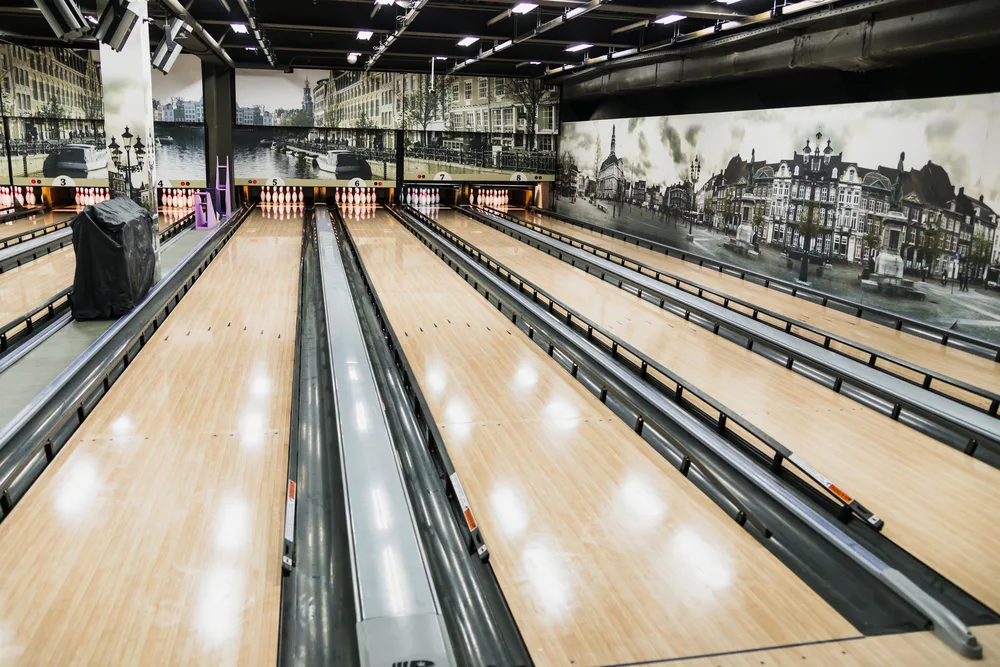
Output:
560,0,1000,101
32,0,91,41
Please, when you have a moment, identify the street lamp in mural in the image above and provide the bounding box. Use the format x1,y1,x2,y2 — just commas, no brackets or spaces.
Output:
109,126,146,203
688,154,701,238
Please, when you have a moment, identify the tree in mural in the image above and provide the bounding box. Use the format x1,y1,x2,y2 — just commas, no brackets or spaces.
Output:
794,201,823,282
917,211,945,274
969,229,992,283
508,78,546,151
751,199,766,243
591,134,601,203
861,214,882,264
403,73,446,146
355,109,374,148
324,73,345,130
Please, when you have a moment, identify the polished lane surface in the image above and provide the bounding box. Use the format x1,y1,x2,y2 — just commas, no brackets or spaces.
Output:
0,209,301,665
0,211,191,326
525,210,1000,400
433,209,1000,614
0,208,80,239
344,209,856,667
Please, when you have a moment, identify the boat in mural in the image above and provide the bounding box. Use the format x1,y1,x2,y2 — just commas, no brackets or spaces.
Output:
42,144,109,177
315,150,373,179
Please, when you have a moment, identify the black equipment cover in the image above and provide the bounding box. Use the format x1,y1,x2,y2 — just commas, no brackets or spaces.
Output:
71,197,156,320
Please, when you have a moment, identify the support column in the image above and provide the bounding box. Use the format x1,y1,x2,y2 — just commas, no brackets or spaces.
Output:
202,62,234,207
96,0,158,255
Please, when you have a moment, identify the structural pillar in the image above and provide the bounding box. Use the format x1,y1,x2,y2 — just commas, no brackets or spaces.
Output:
96,0,159,258
202,62,235,206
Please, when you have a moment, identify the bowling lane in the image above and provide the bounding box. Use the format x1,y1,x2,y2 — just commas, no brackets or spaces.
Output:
344,209,857,667
525,209,1000,399
0,247,75,325
432,209,1000,614
0,212,191,326
0,209,302,665
0,207,81,240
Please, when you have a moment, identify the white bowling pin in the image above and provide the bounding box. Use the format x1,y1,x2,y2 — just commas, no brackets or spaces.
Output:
297,187,303,203
335,187,341,203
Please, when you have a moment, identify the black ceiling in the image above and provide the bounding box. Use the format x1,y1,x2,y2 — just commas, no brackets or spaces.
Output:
1,0,871,78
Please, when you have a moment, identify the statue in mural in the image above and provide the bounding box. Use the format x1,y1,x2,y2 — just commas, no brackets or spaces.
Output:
890,151,905,211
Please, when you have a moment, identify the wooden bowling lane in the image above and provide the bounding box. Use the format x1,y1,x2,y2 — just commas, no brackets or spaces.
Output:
0,246,75,325
344,210,859,667
431,210,1000,615
0,208,79,239
525,210,1000,399
0,209,302,666
664,625,1000,666
0,216,187,326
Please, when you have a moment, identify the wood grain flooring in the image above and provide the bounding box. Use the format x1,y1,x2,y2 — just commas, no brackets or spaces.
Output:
434,209,1000,615
345,209,857,667
0,209,302,666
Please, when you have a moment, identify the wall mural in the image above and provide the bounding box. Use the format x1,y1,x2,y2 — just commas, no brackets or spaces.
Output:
233,126,394,187
98,0,157,218
152,53,206,187
0,44,107,186
555,93,1000,341
234,68,558,184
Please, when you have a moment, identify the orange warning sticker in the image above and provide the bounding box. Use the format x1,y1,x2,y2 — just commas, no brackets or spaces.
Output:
828,484,853,504
463,508,477,532
288,480,296,500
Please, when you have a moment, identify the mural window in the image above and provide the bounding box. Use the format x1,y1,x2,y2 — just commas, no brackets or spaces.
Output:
495,78,506,97
794,165,800,176
479,78,488,98
540,105,554,130
464,81,472,101
502,107,514,128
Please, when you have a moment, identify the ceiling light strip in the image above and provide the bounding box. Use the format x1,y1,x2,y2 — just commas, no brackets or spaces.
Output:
366,0,431,70
451,0,611,74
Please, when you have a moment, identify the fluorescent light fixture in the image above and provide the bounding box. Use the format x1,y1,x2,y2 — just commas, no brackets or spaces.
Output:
717,0,741,3
86,14,98,24
530,60,541,64
376,0,394,5
457,36,479,46
565,6,585,19
349,51,362,57
435,55,448,60
245,46,257,51
495,39,512,51
654,13,684,25
564,43,591,52
512,2,537,13
611,47,637,58
357,29,373,40
231,23,248,33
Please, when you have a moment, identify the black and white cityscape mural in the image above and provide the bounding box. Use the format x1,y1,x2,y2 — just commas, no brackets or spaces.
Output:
234,68,558,182
556,93,1000,340
152,54,206,186
0,45,107,186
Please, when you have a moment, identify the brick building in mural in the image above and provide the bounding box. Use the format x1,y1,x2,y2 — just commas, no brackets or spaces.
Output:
697,133,998,277
0,45,102,141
